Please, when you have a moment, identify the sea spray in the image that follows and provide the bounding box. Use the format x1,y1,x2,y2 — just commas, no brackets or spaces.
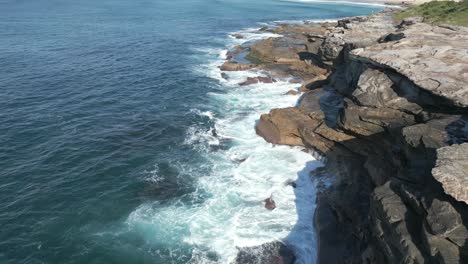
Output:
126,27,324,263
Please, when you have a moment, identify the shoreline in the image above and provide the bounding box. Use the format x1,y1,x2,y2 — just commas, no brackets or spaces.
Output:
219,6,468,264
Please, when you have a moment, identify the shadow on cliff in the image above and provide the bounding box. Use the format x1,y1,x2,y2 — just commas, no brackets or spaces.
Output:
291,113,468,263
283,160,323,264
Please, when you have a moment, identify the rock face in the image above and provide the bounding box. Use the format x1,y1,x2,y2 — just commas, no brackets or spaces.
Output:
254,8,468,264
432,143,468,204
351,22,468,108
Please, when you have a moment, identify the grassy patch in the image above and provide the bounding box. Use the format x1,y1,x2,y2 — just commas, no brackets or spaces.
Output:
394,0,468,26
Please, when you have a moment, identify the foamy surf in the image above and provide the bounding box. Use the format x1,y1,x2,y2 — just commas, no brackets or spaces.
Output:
126,26,323,263
280,0,397,8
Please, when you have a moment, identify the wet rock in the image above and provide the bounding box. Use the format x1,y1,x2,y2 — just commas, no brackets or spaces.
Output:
264,196,276,210
219,61,257,71
432,143,468,204
238,76,277,86
234,241,295,264
231,33,244,39
221,72,229,80
285,89,299,95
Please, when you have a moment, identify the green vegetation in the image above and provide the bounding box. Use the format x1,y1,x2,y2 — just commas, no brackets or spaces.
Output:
394,0,468,26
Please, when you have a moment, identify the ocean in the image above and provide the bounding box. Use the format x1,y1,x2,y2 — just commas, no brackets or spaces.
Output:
0,0,381,263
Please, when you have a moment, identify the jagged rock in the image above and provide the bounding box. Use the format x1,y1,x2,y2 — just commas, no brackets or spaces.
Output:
371,181,427,263
285,89,299,95
299,74,328,92
351,23,468,108
352,69,422,114
318,35,345,61
256,107,314,146
231,33,244,39
238,76,277,86
249,8,468,264
318,12,396,62
339,104,416,136
377,32,405,43
219,62,257,71
432,143,468,204
234,241,295,264
297,89,326,112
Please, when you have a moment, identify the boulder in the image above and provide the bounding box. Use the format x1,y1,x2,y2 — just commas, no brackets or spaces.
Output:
285,89,299,95
432,143,468,204
238,76,277,86
234,241,295,264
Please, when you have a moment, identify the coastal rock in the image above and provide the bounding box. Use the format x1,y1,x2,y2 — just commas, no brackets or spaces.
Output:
299,74,328,92
339,104,416,136
371,181,426,264
250,8,468,264
234,241,295,264
238,76,277,86
351,23,468,108
432,143,468,204
249,37,307,63
297,88,326,113
219,62,257,71
255,107,313,146
352,69,422,114
377,32,405,43
285,89,299,95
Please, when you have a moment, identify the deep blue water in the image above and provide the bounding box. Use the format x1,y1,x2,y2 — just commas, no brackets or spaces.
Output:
0,0,380,263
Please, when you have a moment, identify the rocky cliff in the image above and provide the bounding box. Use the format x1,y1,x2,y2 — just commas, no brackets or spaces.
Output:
222,8,468,264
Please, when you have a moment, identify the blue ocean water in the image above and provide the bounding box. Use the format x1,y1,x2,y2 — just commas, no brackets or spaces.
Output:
0,0,380,263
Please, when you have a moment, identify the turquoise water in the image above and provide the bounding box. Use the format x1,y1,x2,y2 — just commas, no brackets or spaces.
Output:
0,0,380,263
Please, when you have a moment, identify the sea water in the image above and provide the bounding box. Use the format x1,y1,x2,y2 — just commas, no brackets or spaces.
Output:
0,0,381,263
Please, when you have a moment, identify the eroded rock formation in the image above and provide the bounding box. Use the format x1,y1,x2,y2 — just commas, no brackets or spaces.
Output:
250,9,468,264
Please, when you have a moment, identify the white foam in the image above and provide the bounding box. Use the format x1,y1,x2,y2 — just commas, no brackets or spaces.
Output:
280,0,400,8
127,26,324,263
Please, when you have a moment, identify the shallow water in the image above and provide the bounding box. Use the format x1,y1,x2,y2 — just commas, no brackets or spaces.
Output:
0,0,380,263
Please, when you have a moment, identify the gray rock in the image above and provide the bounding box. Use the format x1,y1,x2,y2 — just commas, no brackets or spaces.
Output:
351,23,468,108
432,143,468,204
234,241,295,264
352,69,422,114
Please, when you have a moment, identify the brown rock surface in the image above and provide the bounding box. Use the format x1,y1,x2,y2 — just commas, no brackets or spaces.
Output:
219,61,257,71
